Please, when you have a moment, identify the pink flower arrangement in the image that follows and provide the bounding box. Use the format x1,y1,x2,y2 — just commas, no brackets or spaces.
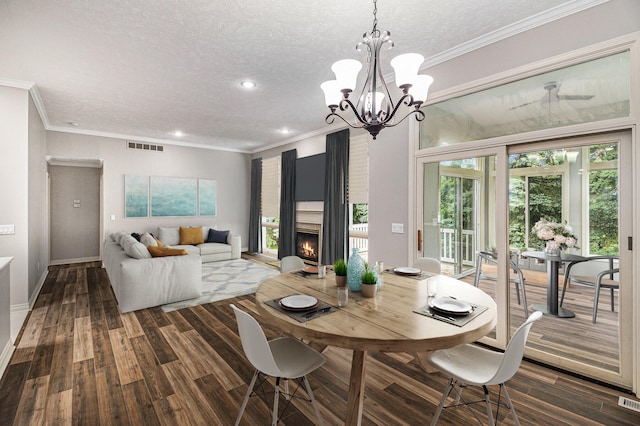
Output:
533,219,578,251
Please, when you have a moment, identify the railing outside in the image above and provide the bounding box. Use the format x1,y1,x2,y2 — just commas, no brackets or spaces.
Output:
350,223,368,253
440,228,475,266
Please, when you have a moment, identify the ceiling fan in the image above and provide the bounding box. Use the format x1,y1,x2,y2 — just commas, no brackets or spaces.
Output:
509,81,595,110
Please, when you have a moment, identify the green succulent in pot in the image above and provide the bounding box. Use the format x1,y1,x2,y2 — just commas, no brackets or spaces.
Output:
334,259,348,287
360,270,378,285
334,259,347,276
360,269,378,298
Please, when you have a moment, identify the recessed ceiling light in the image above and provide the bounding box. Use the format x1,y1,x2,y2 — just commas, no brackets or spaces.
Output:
240,80,256,89
280,128,291,134
173,130,184,137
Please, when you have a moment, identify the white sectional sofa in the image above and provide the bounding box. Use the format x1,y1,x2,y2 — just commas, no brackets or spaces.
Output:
157,226,241,263
103,238,202,313
103,226,241,312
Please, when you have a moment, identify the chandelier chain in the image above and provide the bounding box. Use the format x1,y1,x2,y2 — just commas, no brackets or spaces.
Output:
372,0,378,33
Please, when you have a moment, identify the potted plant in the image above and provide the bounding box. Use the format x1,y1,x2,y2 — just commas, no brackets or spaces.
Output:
334,259,347,287
360,269,378,298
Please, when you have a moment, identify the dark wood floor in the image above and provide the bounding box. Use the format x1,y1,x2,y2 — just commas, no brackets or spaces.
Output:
0,261,638,425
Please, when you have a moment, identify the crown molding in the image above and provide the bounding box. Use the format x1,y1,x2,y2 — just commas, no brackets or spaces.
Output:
46,125,250,153
422,0,610,69
0,77,33,90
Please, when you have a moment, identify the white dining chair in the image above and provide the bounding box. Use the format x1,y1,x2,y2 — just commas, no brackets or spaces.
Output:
230,304,326,426
413,257,442,274
428,311,542,426
280,255,306,273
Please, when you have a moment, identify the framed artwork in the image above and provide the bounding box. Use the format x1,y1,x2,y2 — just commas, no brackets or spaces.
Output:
124,175,149,218
151,176,197,217
199,179,217,216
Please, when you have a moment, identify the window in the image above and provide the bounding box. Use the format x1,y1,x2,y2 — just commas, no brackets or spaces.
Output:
588,143,618,255
419,51,631,149
509,150,566,250
348,133,369,255
261,156,280,256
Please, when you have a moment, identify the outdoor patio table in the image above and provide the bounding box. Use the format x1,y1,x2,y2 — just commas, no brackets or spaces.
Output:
523,251,586,318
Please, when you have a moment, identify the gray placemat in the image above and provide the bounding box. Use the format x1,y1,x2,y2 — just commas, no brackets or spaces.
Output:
265,296,338,323
413,302,488,327
383,268,434,280
291,270,334,279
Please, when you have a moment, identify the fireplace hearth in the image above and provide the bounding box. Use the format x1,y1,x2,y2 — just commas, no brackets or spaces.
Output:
296,230,319,264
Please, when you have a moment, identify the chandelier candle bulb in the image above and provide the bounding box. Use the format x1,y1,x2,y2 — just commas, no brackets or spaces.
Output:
408,75,434,104
390,53,424,88
331,59,362,92
321,80,343,109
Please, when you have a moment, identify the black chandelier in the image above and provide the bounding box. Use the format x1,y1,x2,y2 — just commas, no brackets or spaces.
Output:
321,0,433,139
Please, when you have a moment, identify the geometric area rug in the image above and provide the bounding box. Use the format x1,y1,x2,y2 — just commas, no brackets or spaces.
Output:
160,258,280,312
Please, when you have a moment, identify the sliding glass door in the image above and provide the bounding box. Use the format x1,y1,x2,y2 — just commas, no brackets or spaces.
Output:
417,147,508,346
416,132,633,388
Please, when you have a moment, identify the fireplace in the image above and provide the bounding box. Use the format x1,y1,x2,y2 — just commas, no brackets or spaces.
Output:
296,229,320,265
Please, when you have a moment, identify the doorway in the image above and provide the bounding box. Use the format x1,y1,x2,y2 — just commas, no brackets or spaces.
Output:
48,161,102,265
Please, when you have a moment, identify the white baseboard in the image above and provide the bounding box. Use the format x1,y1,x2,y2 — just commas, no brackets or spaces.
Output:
29,269,49,309
49,256,100,266
0,340,15,380
10,304,29,343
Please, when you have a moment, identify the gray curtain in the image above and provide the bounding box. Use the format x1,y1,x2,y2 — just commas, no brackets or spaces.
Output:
322,129,350,264
278,149,297,259
248,157,262,253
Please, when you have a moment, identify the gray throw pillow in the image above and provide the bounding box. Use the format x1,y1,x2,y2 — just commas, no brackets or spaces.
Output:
207,229,229,244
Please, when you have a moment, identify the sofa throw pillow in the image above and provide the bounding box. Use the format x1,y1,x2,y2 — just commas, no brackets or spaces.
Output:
147,246,188,257
140,233,157,247
158,227,180,246
124,241,152,259
207,229,229,244
180,226,204,245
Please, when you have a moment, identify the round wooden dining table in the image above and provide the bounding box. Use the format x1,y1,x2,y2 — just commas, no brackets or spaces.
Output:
255,270,497,425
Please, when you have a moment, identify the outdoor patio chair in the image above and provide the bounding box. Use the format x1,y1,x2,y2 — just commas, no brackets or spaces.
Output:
473,251,529,318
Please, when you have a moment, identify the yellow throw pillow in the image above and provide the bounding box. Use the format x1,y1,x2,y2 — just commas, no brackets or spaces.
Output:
179,226,204,245
147,246,188,257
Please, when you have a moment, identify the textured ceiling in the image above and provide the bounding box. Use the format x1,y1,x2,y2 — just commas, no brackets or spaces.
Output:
0,0,605,152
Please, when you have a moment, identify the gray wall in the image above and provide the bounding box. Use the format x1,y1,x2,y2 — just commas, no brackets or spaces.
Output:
0,86,30,308
49,165,101,262
46,132,251,247
28,95,48,298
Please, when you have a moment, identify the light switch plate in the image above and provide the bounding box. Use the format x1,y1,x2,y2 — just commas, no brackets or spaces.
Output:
391,223,404,234
0,224,15,235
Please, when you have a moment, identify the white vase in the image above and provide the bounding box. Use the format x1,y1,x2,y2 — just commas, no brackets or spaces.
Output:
544,241,561,257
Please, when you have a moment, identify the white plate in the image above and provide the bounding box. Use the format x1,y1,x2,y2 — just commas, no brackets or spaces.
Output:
279,294,318,311
394,267,422,276
429,297,473,315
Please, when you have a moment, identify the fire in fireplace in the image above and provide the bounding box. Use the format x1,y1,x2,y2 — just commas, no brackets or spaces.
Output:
296,230,319,264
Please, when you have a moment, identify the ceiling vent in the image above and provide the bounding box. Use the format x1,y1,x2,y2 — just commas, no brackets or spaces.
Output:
127,141,164,152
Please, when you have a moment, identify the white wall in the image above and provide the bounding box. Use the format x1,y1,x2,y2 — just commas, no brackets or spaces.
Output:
28,95,48,299
0,86,30,308
46,132,251,246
